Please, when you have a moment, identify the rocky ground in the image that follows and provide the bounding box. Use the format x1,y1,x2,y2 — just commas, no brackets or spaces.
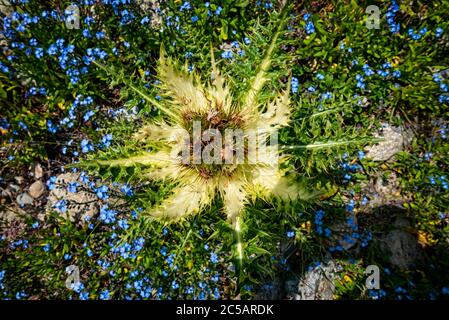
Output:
254,122,427,299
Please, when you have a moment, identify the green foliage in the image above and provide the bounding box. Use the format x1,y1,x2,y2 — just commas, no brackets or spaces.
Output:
1,0,449,301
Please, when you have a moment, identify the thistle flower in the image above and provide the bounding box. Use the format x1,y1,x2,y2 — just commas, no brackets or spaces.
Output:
87,3,372,267
88,4,309,262
92,5,306,221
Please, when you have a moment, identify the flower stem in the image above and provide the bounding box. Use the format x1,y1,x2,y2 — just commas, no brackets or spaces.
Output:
234,216,243,278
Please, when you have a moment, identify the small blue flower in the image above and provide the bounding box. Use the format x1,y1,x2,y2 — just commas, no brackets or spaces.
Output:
141,16,150,25
95,185,109,199
356,81,366,89
34,47,44,59
210,252,219,264
291,77,299,94
120,184,133,196
321,92,332,100
133,237,145,251
361,196,368,206
215,6,223,15
47,120,58,133
362,64,374,76
43,243,51,252
81,139,94,153
180,1,191,11
28,87,37,96
118,219,129,230
95,31,105,39
392,70,401,78
82,28,91,38
67,182,79,193
79,291,89,300
18,121,28,130
346,200,355,212
230,41,240,49
54,200,67,213
171,280,179,290
286,230,295,238
99,290,110,300
221,50,233,59
100,134,113,148
191,15,198,23
79,171,90,184
46,176,57,190
99,205,117,224
15,291,27,300
305,21,315,34
83,110,95,122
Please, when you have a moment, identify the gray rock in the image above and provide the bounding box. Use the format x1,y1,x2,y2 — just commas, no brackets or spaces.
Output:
34,163,43,179
16,192,33,206
8,184,20,193
374,173,401,196
0,206,20,223
0,206,26,236
285,279,300,300
365,123,413,161
29,180,45,198
360,171,405,208
14,176,24,184
329,220,359,250
0,1,11,16
380,218,423,269
255,281,282,300
297,260,337,300
45,172,98,222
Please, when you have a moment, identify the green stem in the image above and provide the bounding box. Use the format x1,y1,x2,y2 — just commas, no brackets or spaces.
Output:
283,137,384,150
234,216,243,281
